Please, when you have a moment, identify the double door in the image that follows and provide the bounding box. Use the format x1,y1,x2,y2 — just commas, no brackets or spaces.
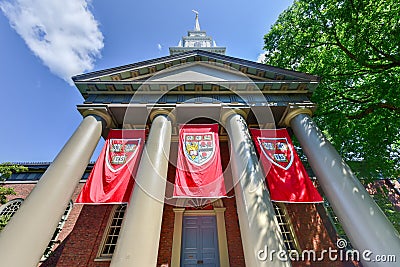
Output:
181,216,220,267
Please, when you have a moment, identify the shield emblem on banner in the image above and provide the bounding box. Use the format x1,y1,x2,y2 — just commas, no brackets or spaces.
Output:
183,133,215,166
105,138,141,172
257,137,294,170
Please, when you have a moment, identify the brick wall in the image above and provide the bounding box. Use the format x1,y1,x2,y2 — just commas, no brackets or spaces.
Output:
157,204,175,266
285,203,359,267
43,204,113,267
4,139,392,266
3,180,363,267
4,183,87,266
366,179,400,211
4,183,35,201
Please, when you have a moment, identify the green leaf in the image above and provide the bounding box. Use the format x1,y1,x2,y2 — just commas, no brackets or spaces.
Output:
263,0,400,179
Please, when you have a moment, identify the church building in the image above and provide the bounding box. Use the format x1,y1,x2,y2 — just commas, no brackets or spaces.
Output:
0,13,399,267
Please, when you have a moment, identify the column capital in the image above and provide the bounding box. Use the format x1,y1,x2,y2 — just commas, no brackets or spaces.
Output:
149,109,176,123
214,207,226,213
220,108,248,125
173,208,185,214
283,108,313,127
82,108,113,128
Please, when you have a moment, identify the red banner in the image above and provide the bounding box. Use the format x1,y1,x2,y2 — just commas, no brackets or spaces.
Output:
251,128,323,203
173,124,226,198
76,129,145,204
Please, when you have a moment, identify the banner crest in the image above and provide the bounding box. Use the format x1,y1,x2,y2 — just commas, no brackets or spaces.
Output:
106,138,141,172
183,133,214,166
258,137,294,170
173,124,226,198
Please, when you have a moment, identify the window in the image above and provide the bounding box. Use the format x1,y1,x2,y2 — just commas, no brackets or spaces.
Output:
97,204,127,260
0,198,73,259
273,203,299,252
42,200,73,260
0,198,24,230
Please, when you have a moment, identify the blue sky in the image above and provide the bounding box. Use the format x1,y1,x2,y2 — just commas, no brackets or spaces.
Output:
0,0,293,163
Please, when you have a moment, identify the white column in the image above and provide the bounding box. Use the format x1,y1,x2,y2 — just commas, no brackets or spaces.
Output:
110,111,173,267
285,109,400,267
223,110,291,267
171,208,185,267
215,207,230,267
0,114,107,266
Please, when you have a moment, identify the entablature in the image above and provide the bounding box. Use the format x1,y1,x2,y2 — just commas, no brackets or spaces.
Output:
77,98,316,140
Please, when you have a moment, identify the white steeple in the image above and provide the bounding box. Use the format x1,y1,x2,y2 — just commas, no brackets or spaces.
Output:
192,10,201,31
169,10,226,55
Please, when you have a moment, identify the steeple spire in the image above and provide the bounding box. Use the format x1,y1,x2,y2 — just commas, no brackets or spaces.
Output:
192,10,201,31
169,10,226,55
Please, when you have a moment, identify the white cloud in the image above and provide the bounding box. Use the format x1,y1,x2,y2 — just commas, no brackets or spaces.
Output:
0,0,104,84
257,52,266,63
157,43,162,51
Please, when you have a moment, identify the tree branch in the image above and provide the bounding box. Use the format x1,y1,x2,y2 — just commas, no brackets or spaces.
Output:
340,95,373,104
364,38,399,63
347,103,400,119
333,32,400,70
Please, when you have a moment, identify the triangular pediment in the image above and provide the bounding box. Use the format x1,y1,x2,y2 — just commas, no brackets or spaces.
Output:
72,50,319,95
73,50,318,82
149,63,252,82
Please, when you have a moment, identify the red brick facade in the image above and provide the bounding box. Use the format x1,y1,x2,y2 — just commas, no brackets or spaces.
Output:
3,179,370,266
5,152,397,266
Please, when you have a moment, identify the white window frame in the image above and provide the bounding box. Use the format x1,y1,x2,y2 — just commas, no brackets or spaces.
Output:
273,202,301,253
96,204,127,261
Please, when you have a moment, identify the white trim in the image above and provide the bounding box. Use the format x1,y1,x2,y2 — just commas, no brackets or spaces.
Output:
273,203,301,253
96,204,127,260
1,181,38,184
0,198,24,214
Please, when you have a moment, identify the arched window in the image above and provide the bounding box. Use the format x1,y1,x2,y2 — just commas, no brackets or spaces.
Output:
0,198,24,230
0,198,73,260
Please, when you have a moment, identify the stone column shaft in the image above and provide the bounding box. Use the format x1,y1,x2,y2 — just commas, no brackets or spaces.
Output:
0,115,104,266
289,112,400,267
225,112,290,267
110,114,172,267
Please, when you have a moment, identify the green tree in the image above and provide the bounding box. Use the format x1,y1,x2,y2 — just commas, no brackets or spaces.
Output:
0,163,28,204
263,0,400,180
